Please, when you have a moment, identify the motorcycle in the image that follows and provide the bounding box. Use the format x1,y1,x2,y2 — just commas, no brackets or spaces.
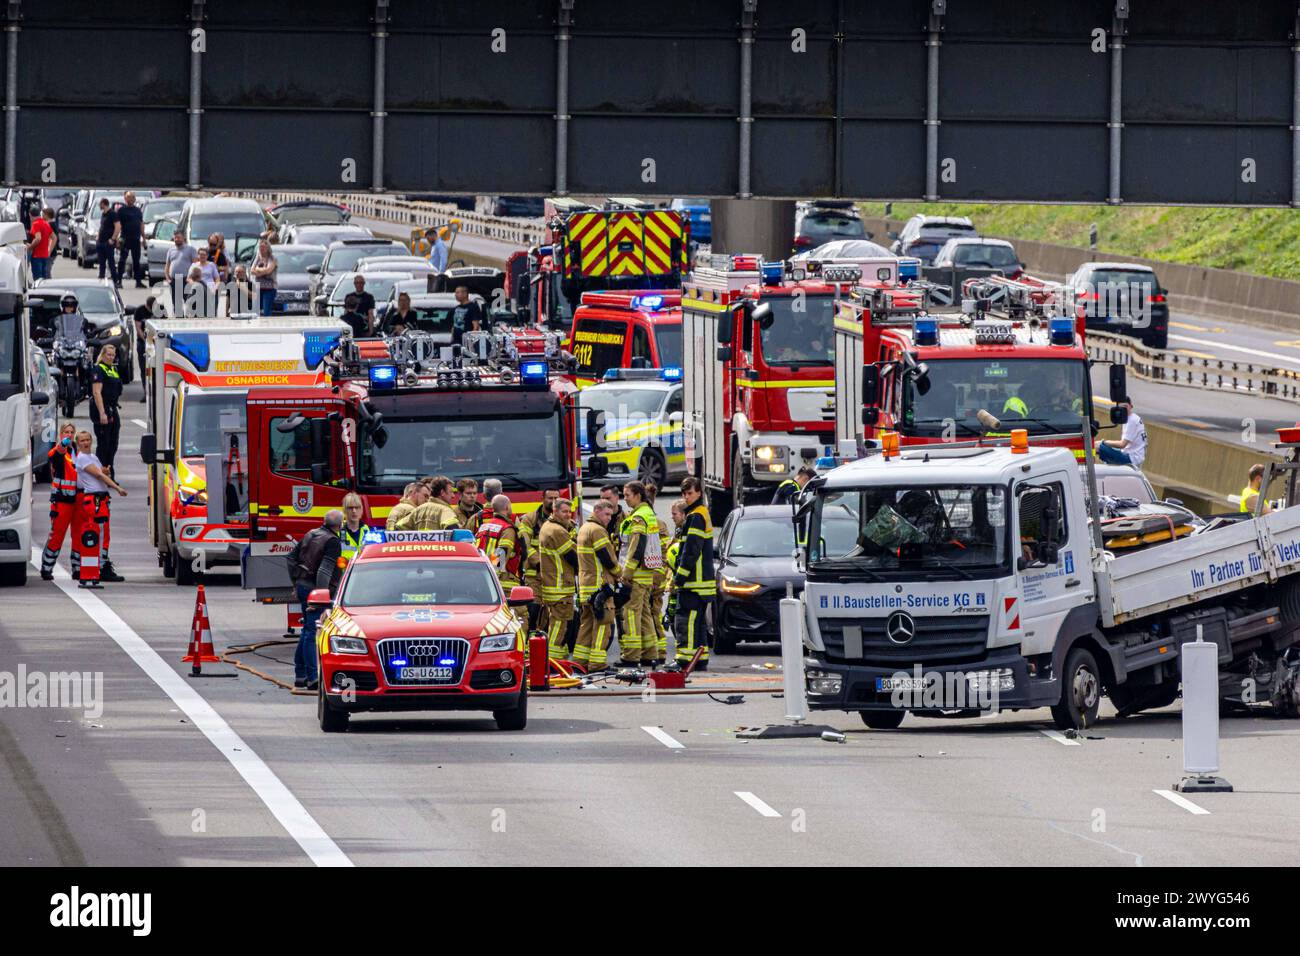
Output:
51,312,92,419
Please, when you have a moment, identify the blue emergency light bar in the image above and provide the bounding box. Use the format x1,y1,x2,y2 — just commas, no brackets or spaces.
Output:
1049,317,1075,346
761,261,784,285
363,529,476,545
660,366,682,381
630,294,664,311
604,367,679,382
304,329,343,369
519,361,549,386
369,363,398,389
170,332,210,372
913,317,940,347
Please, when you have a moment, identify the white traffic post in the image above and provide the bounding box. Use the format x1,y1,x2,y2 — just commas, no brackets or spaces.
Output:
779,581,807,723
1174,624,1233,793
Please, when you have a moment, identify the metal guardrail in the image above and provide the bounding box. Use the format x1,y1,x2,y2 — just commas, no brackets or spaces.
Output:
1086,330,1300,403
236,191,547,249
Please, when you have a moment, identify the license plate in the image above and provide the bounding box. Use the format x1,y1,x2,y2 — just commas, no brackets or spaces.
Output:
876,676,925,692
399,666,453,681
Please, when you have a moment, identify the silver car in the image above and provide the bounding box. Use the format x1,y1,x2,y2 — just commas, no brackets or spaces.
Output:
28,346,58,482
144,213,181,284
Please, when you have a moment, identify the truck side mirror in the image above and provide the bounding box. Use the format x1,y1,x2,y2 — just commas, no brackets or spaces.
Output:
1109,405,1128,426
586,456,608,479
586,408,607,453
139,433,156,464
716,344,733,362
862,406,880,426
716,318,733,345
861,364,879,405
751,302,773,330
1108,364,1127,403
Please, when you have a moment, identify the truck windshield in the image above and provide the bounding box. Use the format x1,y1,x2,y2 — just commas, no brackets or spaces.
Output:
0,313,18,394
180,392,247,458
808,484,1008,576
654,324,683,369
905,358,1088,438
759,295,836,367
361,411,566,492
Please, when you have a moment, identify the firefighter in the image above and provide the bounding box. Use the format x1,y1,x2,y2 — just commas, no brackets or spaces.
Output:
410,475,460,530
644,481,671,664
40,424,79,580
673,476,716,670
662,498,687,633
537,497,577,659
618,481,662,666
599,483,628,642
339,493,371,563
73,429,127,582
475,493,521,587
454,477,481,530
518,487,560,631
574,499,621,670
386,482,428,531
477,478,503,529
772,466,816,505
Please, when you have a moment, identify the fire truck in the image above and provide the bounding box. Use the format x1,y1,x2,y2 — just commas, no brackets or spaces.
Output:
138,317,350,585
682,253,899,519
831,274,1127,462
505,198,690,332
240,326,604,604
568,290,682,388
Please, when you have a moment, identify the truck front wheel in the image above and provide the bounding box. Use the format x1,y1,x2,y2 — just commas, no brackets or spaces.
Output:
860,710,906,730
1052,647,1102,729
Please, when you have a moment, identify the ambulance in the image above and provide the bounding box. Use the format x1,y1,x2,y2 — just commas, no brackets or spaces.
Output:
138,316,349,584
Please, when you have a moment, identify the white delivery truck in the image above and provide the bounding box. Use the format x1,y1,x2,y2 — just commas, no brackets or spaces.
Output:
797,438,1300,729
0,232,36,585
138,316,349,584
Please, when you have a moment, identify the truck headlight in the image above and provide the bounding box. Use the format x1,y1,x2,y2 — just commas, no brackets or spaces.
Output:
805,669,842,695
479,633,516,652
329,636,368,655
754,445,786,462
0,491,21,518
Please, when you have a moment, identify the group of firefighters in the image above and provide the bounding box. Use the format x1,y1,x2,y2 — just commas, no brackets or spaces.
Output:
380,473,717,671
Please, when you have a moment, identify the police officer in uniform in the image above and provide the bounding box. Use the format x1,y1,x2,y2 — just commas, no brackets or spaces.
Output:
673,477,716,670
772,466,816,505
574,499,620,670
339,493,371,563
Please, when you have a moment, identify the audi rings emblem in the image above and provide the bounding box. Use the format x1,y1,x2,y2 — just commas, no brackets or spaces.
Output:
885,611,916,645
406,644,440,657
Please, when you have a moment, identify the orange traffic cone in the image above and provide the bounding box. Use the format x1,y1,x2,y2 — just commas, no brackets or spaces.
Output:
182,585,221,676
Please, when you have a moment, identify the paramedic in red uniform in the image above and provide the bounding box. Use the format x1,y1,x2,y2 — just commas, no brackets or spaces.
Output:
40,424,79,580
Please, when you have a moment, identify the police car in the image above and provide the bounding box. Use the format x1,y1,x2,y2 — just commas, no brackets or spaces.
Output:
311,530,531,732
579,368,685,487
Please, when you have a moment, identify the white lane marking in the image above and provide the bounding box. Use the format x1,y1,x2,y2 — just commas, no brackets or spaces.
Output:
641,726,684,749
1040,729,1080,746
1153,789,1211,815
734,791,782,817
130,418,147,429
30,550,353,867
1170,333,1300,368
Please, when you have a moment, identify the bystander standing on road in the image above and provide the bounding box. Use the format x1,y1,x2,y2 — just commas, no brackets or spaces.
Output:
208,233,230,283
164,228,196,313
251,240,278,316
228,264,255,315
113,191,146,288
74,429,127,583
426,226,449,272
25,205,56,280
286,510,344,690
352,274,376,332
96,197,121,285
194,246,220,290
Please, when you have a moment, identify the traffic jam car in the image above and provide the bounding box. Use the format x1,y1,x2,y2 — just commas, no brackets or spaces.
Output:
312,531,531,732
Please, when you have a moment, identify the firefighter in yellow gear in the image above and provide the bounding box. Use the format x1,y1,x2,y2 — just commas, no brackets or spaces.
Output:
386,482,428,531
518,488,560,632
409,475,461,530
662,499,687,635
673,477,716,670
574,499,621,669
617,481,663,665
537,498,578,659
454,477,481,530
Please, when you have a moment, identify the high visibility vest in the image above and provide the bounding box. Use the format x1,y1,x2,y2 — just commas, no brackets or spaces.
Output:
98,362,120,381
1240,486,1257,513
476,516,521,582
619,504,662,585
340,524,370,562
1003,395,1028,418
49,444,78,501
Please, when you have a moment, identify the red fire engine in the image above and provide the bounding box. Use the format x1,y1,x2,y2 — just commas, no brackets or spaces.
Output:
682,253,900,518
832,275,1127,460
568,290,682,387
505,198,690,331
241,326,604,604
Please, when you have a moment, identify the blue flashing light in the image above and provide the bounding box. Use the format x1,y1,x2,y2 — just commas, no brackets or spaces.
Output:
660,366,682,381
1049,316,1075,346
369,363,398,389
170,332,210,372
450,529,475,543
603,367,620,381
898,257,921,281
631,294,664,311
913,317,940,347
520,361,548,386
362,529,387,545
304,329,343,369
438,657,457,667
816,455,838,470
391,658,408,667
761,261,785,286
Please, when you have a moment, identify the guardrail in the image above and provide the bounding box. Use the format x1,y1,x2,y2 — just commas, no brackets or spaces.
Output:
236,191,547,249
1086,329,1300,403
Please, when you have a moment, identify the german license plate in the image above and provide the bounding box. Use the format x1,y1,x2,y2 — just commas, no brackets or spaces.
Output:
399,666,453,681
876,676,925,692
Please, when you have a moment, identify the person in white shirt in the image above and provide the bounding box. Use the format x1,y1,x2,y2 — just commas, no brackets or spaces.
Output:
1098,400,1146,469
73,429,127,582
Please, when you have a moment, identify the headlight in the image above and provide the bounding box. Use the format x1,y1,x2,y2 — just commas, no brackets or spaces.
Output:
719,576,762,596
0,491,21,517
97,324,124,339
479,633,516,652
805,669,843,695
178,484,208,505
329,636,368,655
754,445,782,461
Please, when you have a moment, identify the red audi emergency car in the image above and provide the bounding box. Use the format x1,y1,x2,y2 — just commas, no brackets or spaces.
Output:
311,531,531,732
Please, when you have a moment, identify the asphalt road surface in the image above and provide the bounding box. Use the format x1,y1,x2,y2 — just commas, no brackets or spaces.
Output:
4,250,1299,868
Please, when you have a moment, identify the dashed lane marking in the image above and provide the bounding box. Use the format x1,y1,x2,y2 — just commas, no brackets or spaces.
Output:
1153,789,1210,815
1170,321,1207,332
1175,349,1217,360
734,791,782,817
1039,729,1080,747
29,549,353,867
642,726,684,749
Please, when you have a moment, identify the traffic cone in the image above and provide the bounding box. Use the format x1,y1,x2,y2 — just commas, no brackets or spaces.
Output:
182,585,221,676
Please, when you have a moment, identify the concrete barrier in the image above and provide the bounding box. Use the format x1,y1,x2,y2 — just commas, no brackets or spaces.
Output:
863,216,1300,333
1140,422,1284,516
